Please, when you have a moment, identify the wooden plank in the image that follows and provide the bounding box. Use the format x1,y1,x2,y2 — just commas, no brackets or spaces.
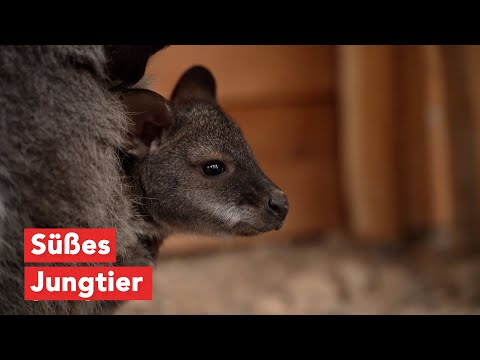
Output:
145,45,335,105
422,45,455,249
463,46,480,221
440,45,480,251
396,46,434,233
338,45,400,243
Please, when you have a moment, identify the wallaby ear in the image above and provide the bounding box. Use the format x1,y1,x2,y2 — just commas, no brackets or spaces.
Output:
120,89,173,157
105,45,168,90
171,65,217,103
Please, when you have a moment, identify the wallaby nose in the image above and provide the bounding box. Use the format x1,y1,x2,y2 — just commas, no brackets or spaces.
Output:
268,190,289,221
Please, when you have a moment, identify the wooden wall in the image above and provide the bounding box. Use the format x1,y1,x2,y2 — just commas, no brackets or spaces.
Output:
338,45,480,252
145,46,342,254
338,46,450,246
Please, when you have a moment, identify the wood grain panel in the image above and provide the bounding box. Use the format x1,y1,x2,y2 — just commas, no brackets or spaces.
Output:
440,45,480,251
464,48,480,246
145,45,335,105
421,45,455,251
397,45,434,232
338,45,400,243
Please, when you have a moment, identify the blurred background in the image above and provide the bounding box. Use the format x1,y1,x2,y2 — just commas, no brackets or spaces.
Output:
118,45,480,314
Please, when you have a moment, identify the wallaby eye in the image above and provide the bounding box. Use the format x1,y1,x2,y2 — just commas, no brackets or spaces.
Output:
202,160,225,176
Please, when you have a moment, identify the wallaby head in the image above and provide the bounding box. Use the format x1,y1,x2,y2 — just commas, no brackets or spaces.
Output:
121,65,289,239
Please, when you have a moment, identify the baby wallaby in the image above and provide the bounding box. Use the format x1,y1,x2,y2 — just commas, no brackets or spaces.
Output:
120,66,289,259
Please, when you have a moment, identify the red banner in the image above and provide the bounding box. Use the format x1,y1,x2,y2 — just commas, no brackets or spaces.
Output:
24,228,116,263
24,266,152,301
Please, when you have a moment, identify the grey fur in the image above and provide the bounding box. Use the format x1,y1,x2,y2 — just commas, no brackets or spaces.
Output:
0,47,287,315
0,45,148,314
